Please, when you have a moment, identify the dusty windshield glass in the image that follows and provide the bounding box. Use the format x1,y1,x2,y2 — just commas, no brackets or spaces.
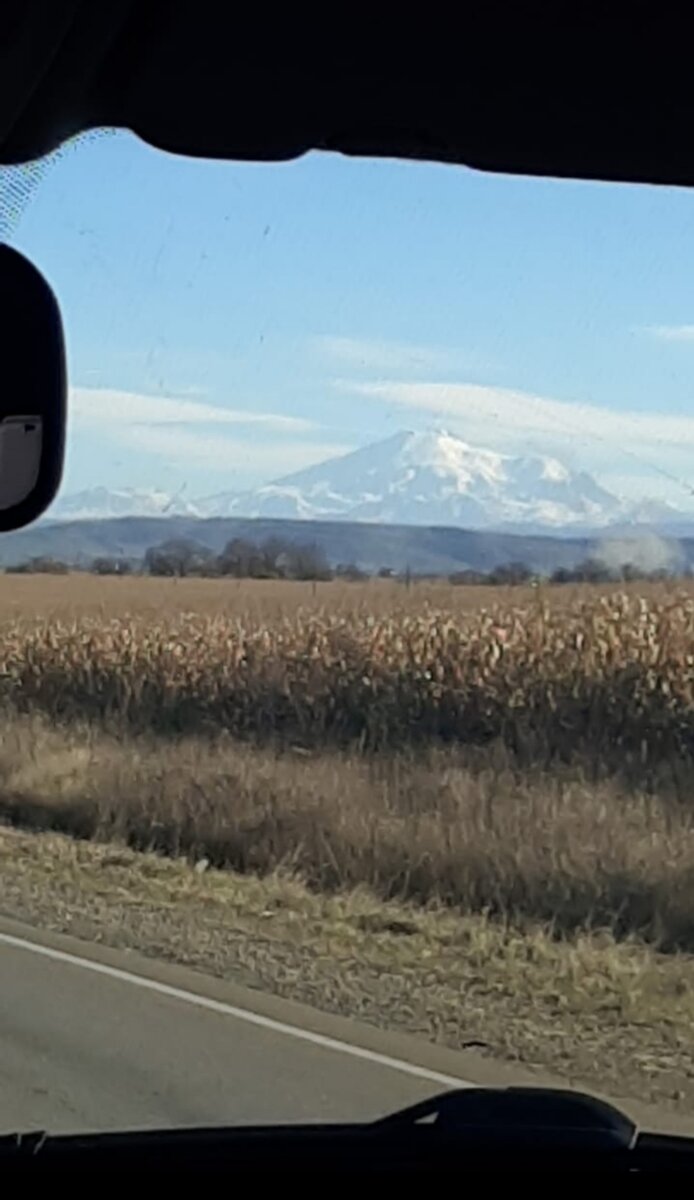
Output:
3,130,694,1134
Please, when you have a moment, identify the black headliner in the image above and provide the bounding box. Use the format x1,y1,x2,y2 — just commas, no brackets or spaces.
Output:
1,3,693,187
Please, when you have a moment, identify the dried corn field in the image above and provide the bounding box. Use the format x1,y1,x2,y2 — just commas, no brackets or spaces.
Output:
4,573,694,952
0,576,694,781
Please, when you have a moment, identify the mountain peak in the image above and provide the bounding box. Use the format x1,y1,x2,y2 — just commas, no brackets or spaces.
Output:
50,429,681,533
195,428,635,530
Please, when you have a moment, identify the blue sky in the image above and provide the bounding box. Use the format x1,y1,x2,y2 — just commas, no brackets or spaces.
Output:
8,129,694,507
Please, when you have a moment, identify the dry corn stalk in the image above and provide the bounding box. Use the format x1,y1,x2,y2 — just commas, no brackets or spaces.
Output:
0,590,693,763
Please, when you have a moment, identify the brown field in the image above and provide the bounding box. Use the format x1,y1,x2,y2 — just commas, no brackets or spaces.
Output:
4,572,694,1105
0,570,689,620
1,572,694,934
1,573,694,772
3,711,694,950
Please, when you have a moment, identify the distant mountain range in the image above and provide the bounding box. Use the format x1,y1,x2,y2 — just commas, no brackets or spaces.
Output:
49,429,687,534
196,429,663,532
0,514,647,575
23,429,694,576
47,486,200,522
0,513,689,578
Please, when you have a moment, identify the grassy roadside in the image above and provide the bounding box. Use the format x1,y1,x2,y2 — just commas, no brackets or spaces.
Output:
3,710,694,1111
2,823,694,1114
3,715,694,949
4,577,694,1114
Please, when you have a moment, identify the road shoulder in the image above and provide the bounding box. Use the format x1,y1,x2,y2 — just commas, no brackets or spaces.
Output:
1,824,694,1134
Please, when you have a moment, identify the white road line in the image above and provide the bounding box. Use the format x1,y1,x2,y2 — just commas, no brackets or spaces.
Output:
0,930,472,1091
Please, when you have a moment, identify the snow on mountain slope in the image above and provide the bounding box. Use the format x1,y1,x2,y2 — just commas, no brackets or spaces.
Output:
51,430,683,531
47,487,201,521
198,430,630,529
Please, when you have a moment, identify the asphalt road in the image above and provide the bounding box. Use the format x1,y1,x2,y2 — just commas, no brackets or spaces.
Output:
0,923,468,1133
2,919,694,1139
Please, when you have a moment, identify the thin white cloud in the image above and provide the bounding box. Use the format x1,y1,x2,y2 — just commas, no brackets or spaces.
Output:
124,426,351,473
70,387,315,432
168,385,210,399
68,386,349,479
313,335,487,374
339,377,694,509
599,473,685,503
642,324,694,342
343,379,694,455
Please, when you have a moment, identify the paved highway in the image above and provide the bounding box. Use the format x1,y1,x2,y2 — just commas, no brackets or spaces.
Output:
0,920,471,1133
1,917,693,1137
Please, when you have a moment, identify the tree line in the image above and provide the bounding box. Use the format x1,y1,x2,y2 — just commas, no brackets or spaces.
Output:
6,537,338,582
449,557,679,586
144,536,334,580
2,541,686,585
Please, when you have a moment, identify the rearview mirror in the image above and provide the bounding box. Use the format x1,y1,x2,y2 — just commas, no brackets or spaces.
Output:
0,243,66,530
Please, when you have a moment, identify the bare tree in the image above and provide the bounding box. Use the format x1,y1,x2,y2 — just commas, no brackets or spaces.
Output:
488,561,533,586
335,562,368,582
216,537,260,578
6,556,69,575
91,556,132,576
145,538,213,577
285,542,332,581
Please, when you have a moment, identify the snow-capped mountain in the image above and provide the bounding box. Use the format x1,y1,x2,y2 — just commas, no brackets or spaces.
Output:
49,430,685,532
47,486,201,521
197,430,644,531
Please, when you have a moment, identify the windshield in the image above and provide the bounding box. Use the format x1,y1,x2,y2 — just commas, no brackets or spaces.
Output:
2,131,694,1135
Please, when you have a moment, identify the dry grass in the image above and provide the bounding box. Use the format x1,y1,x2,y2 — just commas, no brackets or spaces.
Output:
0,571,688,620
3,714,694,951
1,582,694,779
3,822,694,1112
4,574,694,1104
1,577,694,946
